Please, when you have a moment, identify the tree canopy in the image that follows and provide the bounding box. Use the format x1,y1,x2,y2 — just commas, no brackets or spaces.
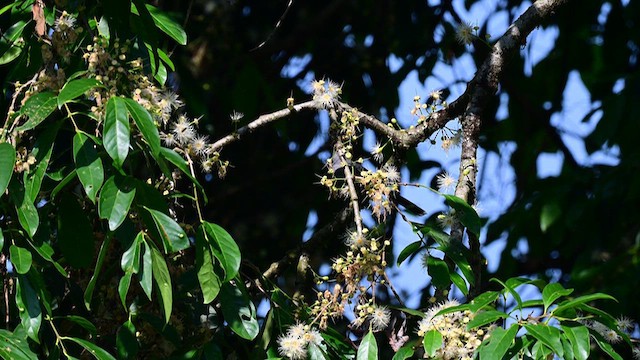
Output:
0,0,639,359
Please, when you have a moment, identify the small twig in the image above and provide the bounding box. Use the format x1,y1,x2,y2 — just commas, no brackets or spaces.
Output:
251,0,295,51
337,142,364,237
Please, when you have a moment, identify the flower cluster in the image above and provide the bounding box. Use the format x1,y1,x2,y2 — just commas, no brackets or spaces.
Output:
277,323,324,360
416,300,492,360
581,316,636,345
355,164,400,221
311,79,342,109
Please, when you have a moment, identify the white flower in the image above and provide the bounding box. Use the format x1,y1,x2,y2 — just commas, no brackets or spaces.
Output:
455,22,475,45
437,210,456,229
230,110,244,123
171,115,195,144
436,171,456,192
190,135,210,157
277,334,307,360
312,78,342,109
54,11,76,31
369,306,391,332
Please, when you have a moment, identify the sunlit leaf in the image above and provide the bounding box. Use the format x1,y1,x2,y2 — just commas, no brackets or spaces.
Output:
57,78,102,108
73,132,104,203
144,207,190,253
0,20,28,65
561,325,590,360
99,175,136,231
397,240,423,266
104,96,130,168
9,245,32,274
16,92,57,132
356,329,378,360
0,142,16,197
195,226,223,304
523,324,563,357
123,98,160,158
443,194,481,236
423,330,443,357
478,324,518,360
139,240,153,300
130,3,187,45
0,327,38,360
199,222,240,281
219,281,259,340
542,282,573,312
15,275,41,343
150,244,173,323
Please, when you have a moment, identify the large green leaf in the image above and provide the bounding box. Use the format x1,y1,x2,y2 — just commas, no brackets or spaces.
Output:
561,325,590,360
159,147,206,197
423,330,443,358
593,334,623,360
552,293,617,315
443,194,481,236
523,324,563,357
199,222,240,281
219,281,259,340
9,245,32,274
118,273,133,310
139,240,153,300
0,327,38,360
468,291,499,312
542,282,573,313
396,240,423,266
116,320,139,360
356,329,378,360
16,92,57,132
426,255,450,289
0,142,15,197
150,245,173,323
121,232,143,274
26,239,67,277
123,98,160,157
57,79,102,108
391,342,415,360
99,175,136,231
195,226,223,303
57,193,95,268
15,275,41,343
104,96,130,168
478,324,518,360
73,132,104,203
466,310,508,329
144,207,189,253
0,20,28,65
63,337,117,360
131,4,187,45
10,181,39,238
84,236,112,310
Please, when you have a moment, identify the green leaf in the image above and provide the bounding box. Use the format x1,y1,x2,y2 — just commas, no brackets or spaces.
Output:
9,245,32,274
10,181,39,238
64,337,117,360
195,226,223,303
542,282,573,312
116,321,139,360
123,98,160,158
491,278,524,310
219,281,259,340
356,329,378,360
99,175,136,231
561,325,590,360
308,342,329,360
59,316,98,335
444,243,475,286
15,275,42,343
593,334,623,360
391,342,415,360
0,328,39,360
396,240,423,266
57,79,102,108
131,4,187,45
426,255,450,288
118,272,132,310
443,194,481,236
73,132,104,203
199,222,241,281
540,201,561,233
478,324,518,360
104,96,130,168
468,291,499,312
121,232,142,274
16,92,57,132
139,240,153,300
0,228,4,251
84,236,112,310
0,20,28,65
552,293,617,315
523,324,563,356
466,310,508,329
450,272,469,295
150,245,173,323
57,193,95,268
0,142,15,197
25,238,67,276
159,147,206,197
144,207,190,253
423,330,443,357
418,225,450,246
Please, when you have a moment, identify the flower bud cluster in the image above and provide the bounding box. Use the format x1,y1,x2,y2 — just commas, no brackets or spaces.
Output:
416,300,493,360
